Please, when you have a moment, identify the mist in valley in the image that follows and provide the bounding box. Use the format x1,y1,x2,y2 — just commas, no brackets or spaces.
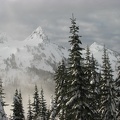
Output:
3,77,55,118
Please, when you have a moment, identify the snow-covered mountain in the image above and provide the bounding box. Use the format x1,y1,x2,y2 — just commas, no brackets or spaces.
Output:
0,27,69,85
0,27,119,85
89,42,120,77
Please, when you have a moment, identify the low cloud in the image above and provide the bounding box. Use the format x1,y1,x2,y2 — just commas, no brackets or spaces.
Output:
0,0,120,52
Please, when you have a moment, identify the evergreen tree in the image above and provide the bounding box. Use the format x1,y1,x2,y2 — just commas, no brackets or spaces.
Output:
115,59,120,119
11,89,21,120
27,97,33,120
54,60,68,119
46,109,50,120
18,90,25,120
84,46,101,119
39,88,47,120
90,54,99,91
66,15,95,120
32,85,40,119
89,54,100,119
49,95,57,120
99,46,117,120
97,70,103,114
0,95,7,120
84,45,92,81
0,78,7,106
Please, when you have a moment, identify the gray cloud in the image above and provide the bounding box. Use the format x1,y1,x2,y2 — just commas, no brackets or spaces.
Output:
0,0,120,52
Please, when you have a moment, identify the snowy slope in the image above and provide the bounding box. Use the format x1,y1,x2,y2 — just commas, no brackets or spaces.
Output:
0,27,69,84
88,42,120,77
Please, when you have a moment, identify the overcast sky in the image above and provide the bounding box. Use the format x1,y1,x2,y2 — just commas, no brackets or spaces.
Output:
0,0,120,52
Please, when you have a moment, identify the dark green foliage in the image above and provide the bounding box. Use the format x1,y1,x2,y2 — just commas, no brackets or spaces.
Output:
27,97,33,120
90,54,99,87
54,59,68,119
39,88,47,120
49,96,57,120
18,90,25,120
90,55,99,93
84,47,100,119
11,89,25,120
0,78,7,106
11,89,19,120
115,59,120,118
46,109,50,120
99,46,117,120
66,15,95,120
32,85,40,119
0,95,6,119
84,45,92,81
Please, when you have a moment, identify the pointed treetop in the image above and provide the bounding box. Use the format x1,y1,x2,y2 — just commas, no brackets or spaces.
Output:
70,14,77,25
15,89,18,96
71,13,76,21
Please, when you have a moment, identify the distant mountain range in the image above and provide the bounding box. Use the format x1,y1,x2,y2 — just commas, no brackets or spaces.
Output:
0,27,119,85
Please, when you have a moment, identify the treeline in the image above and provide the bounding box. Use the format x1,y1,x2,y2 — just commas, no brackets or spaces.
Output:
0,16,120,120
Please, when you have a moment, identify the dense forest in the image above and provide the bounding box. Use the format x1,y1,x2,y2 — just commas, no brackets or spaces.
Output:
0,16,120,120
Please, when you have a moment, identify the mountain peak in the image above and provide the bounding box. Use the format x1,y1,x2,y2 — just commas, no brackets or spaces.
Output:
31,26,48,41
90,42,104,51
91,42,98,46
91,42,102,47
33,26,44,35
24,26,48,45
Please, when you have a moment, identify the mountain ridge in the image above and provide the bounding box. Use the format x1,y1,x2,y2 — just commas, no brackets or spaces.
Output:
0,27,69,85
0,27,119,85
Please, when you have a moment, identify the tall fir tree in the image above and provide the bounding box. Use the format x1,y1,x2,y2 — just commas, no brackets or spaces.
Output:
88,53,100,119
66,15,95,120
32,85,40,120
0,95,7,120
99,46,117,120
11,89,21,120
27,97,33,120
39,88,47,120
18,90,25,120
115,59,120,119
84,47,99,119
90,54,99,91
0,78,7,107
54,60,68,119
97,70,103,117
49,95,57,120
84,45,92,81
